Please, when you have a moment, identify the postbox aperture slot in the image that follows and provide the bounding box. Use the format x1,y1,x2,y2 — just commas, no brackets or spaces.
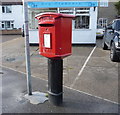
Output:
39,24,54,27
44,33,51,48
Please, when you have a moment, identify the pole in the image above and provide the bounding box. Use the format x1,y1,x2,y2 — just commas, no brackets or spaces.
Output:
48,58,63,106
22,0,32,95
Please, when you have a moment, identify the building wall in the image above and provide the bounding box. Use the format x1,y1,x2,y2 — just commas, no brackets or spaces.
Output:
0,5,23,30
27,0,119,24
0,0,119,30
98,2,118,23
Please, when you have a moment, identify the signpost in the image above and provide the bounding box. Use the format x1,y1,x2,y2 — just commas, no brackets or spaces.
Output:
22,0,32,95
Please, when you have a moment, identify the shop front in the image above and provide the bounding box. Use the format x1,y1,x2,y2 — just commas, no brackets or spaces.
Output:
27,1,98,44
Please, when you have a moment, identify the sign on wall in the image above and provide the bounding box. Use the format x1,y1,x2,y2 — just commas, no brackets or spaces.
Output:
100,0,108,7
28,1,98,8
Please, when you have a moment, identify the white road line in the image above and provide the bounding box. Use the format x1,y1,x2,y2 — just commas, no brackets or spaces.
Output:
70,46,96,88
1,65,119,105
0,65,47,82
64,86,119,105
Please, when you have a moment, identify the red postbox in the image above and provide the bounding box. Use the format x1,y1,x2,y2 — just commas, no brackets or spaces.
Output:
35,12,75,59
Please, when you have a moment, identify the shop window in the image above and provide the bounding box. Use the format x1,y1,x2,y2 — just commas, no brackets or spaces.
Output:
2,6,12,13
58,8,74,14
29,8,57,29
1,21,14,29
59,8,90,29
74,16,89,29
28,7,90,29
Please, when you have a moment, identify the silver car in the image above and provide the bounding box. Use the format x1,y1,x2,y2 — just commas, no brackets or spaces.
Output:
102,19,120,62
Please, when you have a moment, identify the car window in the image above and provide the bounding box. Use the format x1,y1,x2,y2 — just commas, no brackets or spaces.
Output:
108,21,113,26
107,22,112,28
116,20,120,31
112,22,115,30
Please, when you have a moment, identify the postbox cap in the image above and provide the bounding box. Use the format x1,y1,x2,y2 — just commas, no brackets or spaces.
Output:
35,12,75,20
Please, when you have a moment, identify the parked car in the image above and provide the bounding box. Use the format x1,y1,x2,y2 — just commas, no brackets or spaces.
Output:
102,19,120,62
96,25,105,38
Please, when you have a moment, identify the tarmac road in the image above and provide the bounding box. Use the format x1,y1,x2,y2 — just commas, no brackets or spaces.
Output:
0,35,119,113
1,66,119,113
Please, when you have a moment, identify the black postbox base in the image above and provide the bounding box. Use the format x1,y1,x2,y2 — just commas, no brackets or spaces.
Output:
48,58,63,106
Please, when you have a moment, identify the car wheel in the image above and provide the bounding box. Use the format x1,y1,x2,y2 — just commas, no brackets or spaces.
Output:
102,42,108,50
110,42,120,62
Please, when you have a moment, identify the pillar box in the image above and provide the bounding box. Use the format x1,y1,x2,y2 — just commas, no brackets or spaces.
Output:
35,12,75,106
35,12,75,59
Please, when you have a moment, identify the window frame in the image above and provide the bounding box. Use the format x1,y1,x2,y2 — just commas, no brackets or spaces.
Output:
98,18,108,28
59,7,90,30
1,21,14,29
74,15,90,29
2,5,12,13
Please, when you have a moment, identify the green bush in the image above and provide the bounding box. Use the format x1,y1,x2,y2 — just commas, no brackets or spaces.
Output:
114,1,120,15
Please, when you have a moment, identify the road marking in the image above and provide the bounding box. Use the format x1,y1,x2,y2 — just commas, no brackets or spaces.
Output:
1,65,119,105
65,86,119,105
70,46,96,88
0,65,47,82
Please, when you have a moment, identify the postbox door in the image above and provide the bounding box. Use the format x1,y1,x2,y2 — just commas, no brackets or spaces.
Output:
39,24,55,57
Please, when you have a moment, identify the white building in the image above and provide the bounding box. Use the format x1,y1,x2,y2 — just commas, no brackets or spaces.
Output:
0,0,23,30
27,1,98,44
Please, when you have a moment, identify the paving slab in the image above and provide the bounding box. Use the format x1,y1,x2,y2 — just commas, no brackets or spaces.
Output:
1,67,119,114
